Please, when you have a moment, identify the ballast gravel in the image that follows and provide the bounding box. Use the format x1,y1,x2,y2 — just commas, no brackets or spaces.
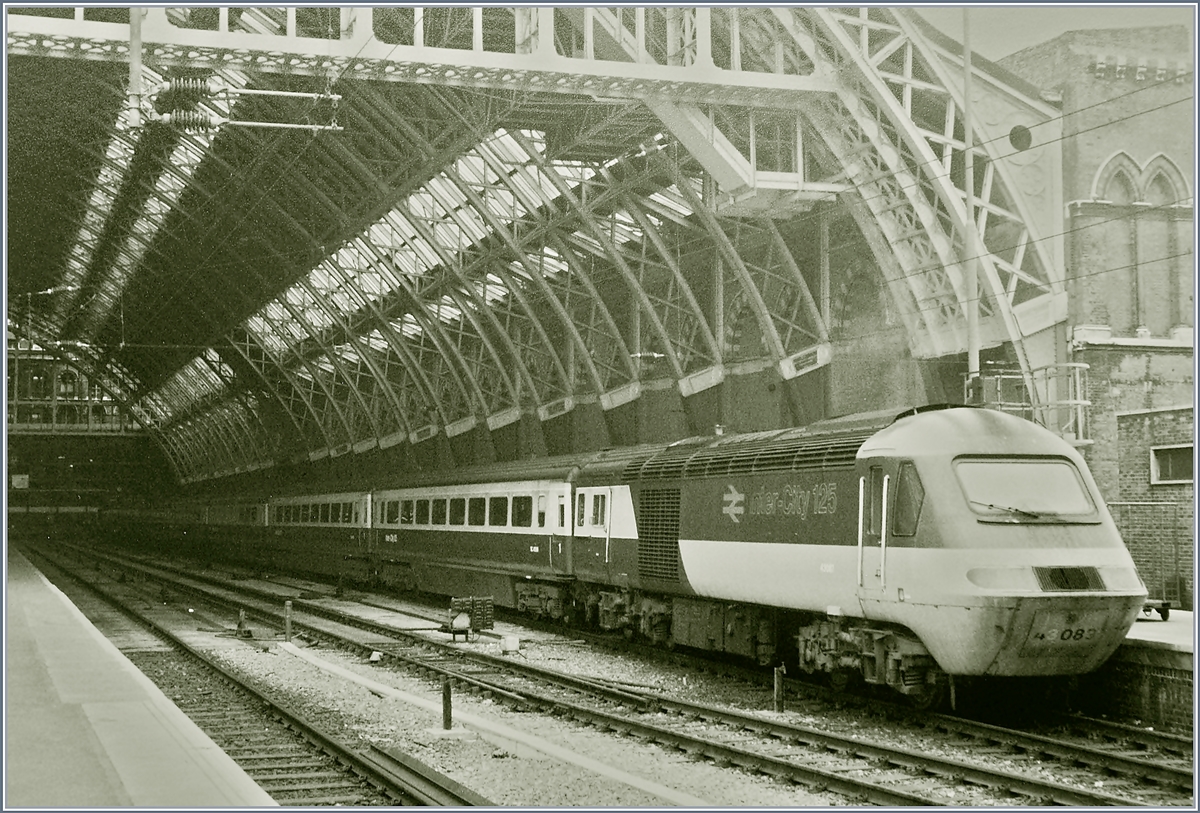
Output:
207,641,838,807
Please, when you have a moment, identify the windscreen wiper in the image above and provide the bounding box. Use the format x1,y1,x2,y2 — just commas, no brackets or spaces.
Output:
969,500,1041,518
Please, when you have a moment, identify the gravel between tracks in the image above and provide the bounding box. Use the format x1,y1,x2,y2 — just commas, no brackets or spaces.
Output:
207,640,839,807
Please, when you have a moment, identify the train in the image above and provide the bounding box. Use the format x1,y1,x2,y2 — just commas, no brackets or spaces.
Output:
98,405,1148,707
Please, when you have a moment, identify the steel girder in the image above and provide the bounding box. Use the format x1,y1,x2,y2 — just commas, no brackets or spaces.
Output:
10,8,1068,482
7,8,836,104
776,8,1063,379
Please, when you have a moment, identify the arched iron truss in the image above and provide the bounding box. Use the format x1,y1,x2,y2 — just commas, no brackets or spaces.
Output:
7,8,1066,483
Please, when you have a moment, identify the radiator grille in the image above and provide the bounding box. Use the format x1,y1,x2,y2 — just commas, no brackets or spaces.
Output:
622,430,873,481
1034,566,1105,591
637,488,680,582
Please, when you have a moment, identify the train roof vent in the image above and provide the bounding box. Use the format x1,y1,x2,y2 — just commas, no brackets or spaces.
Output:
622,445,704,481
686,432,873,478
1034,566,1105,592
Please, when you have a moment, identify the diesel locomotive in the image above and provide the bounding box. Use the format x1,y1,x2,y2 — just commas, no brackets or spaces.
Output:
102,406,1147,705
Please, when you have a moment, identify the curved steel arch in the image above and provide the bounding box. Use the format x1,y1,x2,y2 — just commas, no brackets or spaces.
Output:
14,8,1077,483
776,8,1064,387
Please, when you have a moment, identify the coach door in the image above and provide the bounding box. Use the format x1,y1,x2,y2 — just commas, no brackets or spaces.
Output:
857,463,889,596
574,487,612,563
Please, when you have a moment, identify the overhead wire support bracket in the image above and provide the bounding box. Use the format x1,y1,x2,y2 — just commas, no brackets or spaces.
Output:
148,78,341,105
147,77,342,132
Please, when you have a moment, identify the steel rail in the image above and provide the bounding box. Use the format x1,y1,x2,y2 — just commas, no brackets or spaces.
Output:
910,710,1194,791
22,544,493,807
71,544,1188,807
632,693,1154,807
1041,712,1195,754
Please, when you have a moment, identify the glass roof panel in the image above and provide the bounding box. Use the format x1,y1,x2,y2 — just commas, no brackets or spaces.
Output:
648,185,694,217
433,296,462,322
395,313,423,340
72,68,249,345
239,125,614,373
364,329,390,352
154,355,228,416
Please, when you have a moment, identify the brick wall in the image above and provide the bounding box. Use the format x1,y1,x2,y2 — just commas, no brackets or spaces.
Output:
1113,407,1194,609
1075,648,1193,735
1001,26,1195,342
1076,346,1192,498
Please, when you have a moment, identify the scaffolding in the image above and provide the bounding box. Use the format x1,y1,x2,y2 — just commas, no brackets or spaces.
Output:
966,363,1091,446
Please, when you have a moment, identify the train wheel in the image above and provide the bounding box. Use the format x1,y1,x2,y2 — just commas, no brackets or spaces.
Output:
828,667,859,694
906,680,946,711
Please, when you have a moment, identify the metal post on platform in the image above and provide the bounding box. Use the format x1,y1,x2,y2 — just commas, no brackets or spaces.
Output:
773,665,785,712
284,600,293,642
442,678,452,730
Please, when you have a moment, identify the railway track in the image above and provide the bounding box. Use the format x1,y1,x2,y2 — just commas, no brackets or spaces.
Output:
53,542,1195,807
20,544,490,807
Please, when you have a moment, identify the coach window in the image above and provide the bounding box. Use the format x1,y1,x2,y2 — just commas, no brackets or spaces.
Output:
558,496,567,530
273,506,282,523
320,503,330,523
431,498,447,524
468,497,486,525
591,493,607,526
489,496,509,526
512,495,533,527
386,500,400,524
415,499,430,524
891,462,924,537
301,504,310,522
400,500,415,524
536,494,547,528
577,493,587,527
449,497,466,525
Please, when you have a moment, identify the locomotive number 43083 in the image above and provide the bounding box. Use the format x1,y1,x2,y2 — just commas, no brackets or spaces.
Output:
1020,609,1110,656
1031,627,1099,643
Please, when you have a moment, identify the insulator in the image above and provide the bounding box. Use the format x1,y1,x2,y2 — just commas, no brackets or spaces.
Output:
149,76,220,113
162,110,220,132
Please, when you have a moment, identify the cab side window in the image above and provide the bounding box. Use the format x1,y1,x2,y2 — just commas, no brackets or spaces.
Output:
892,462,925,537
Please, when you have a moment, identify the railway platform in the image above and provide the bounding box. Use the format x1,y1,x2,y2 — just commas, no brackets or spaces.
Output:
4,547,277,807
1076,609,1194,735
